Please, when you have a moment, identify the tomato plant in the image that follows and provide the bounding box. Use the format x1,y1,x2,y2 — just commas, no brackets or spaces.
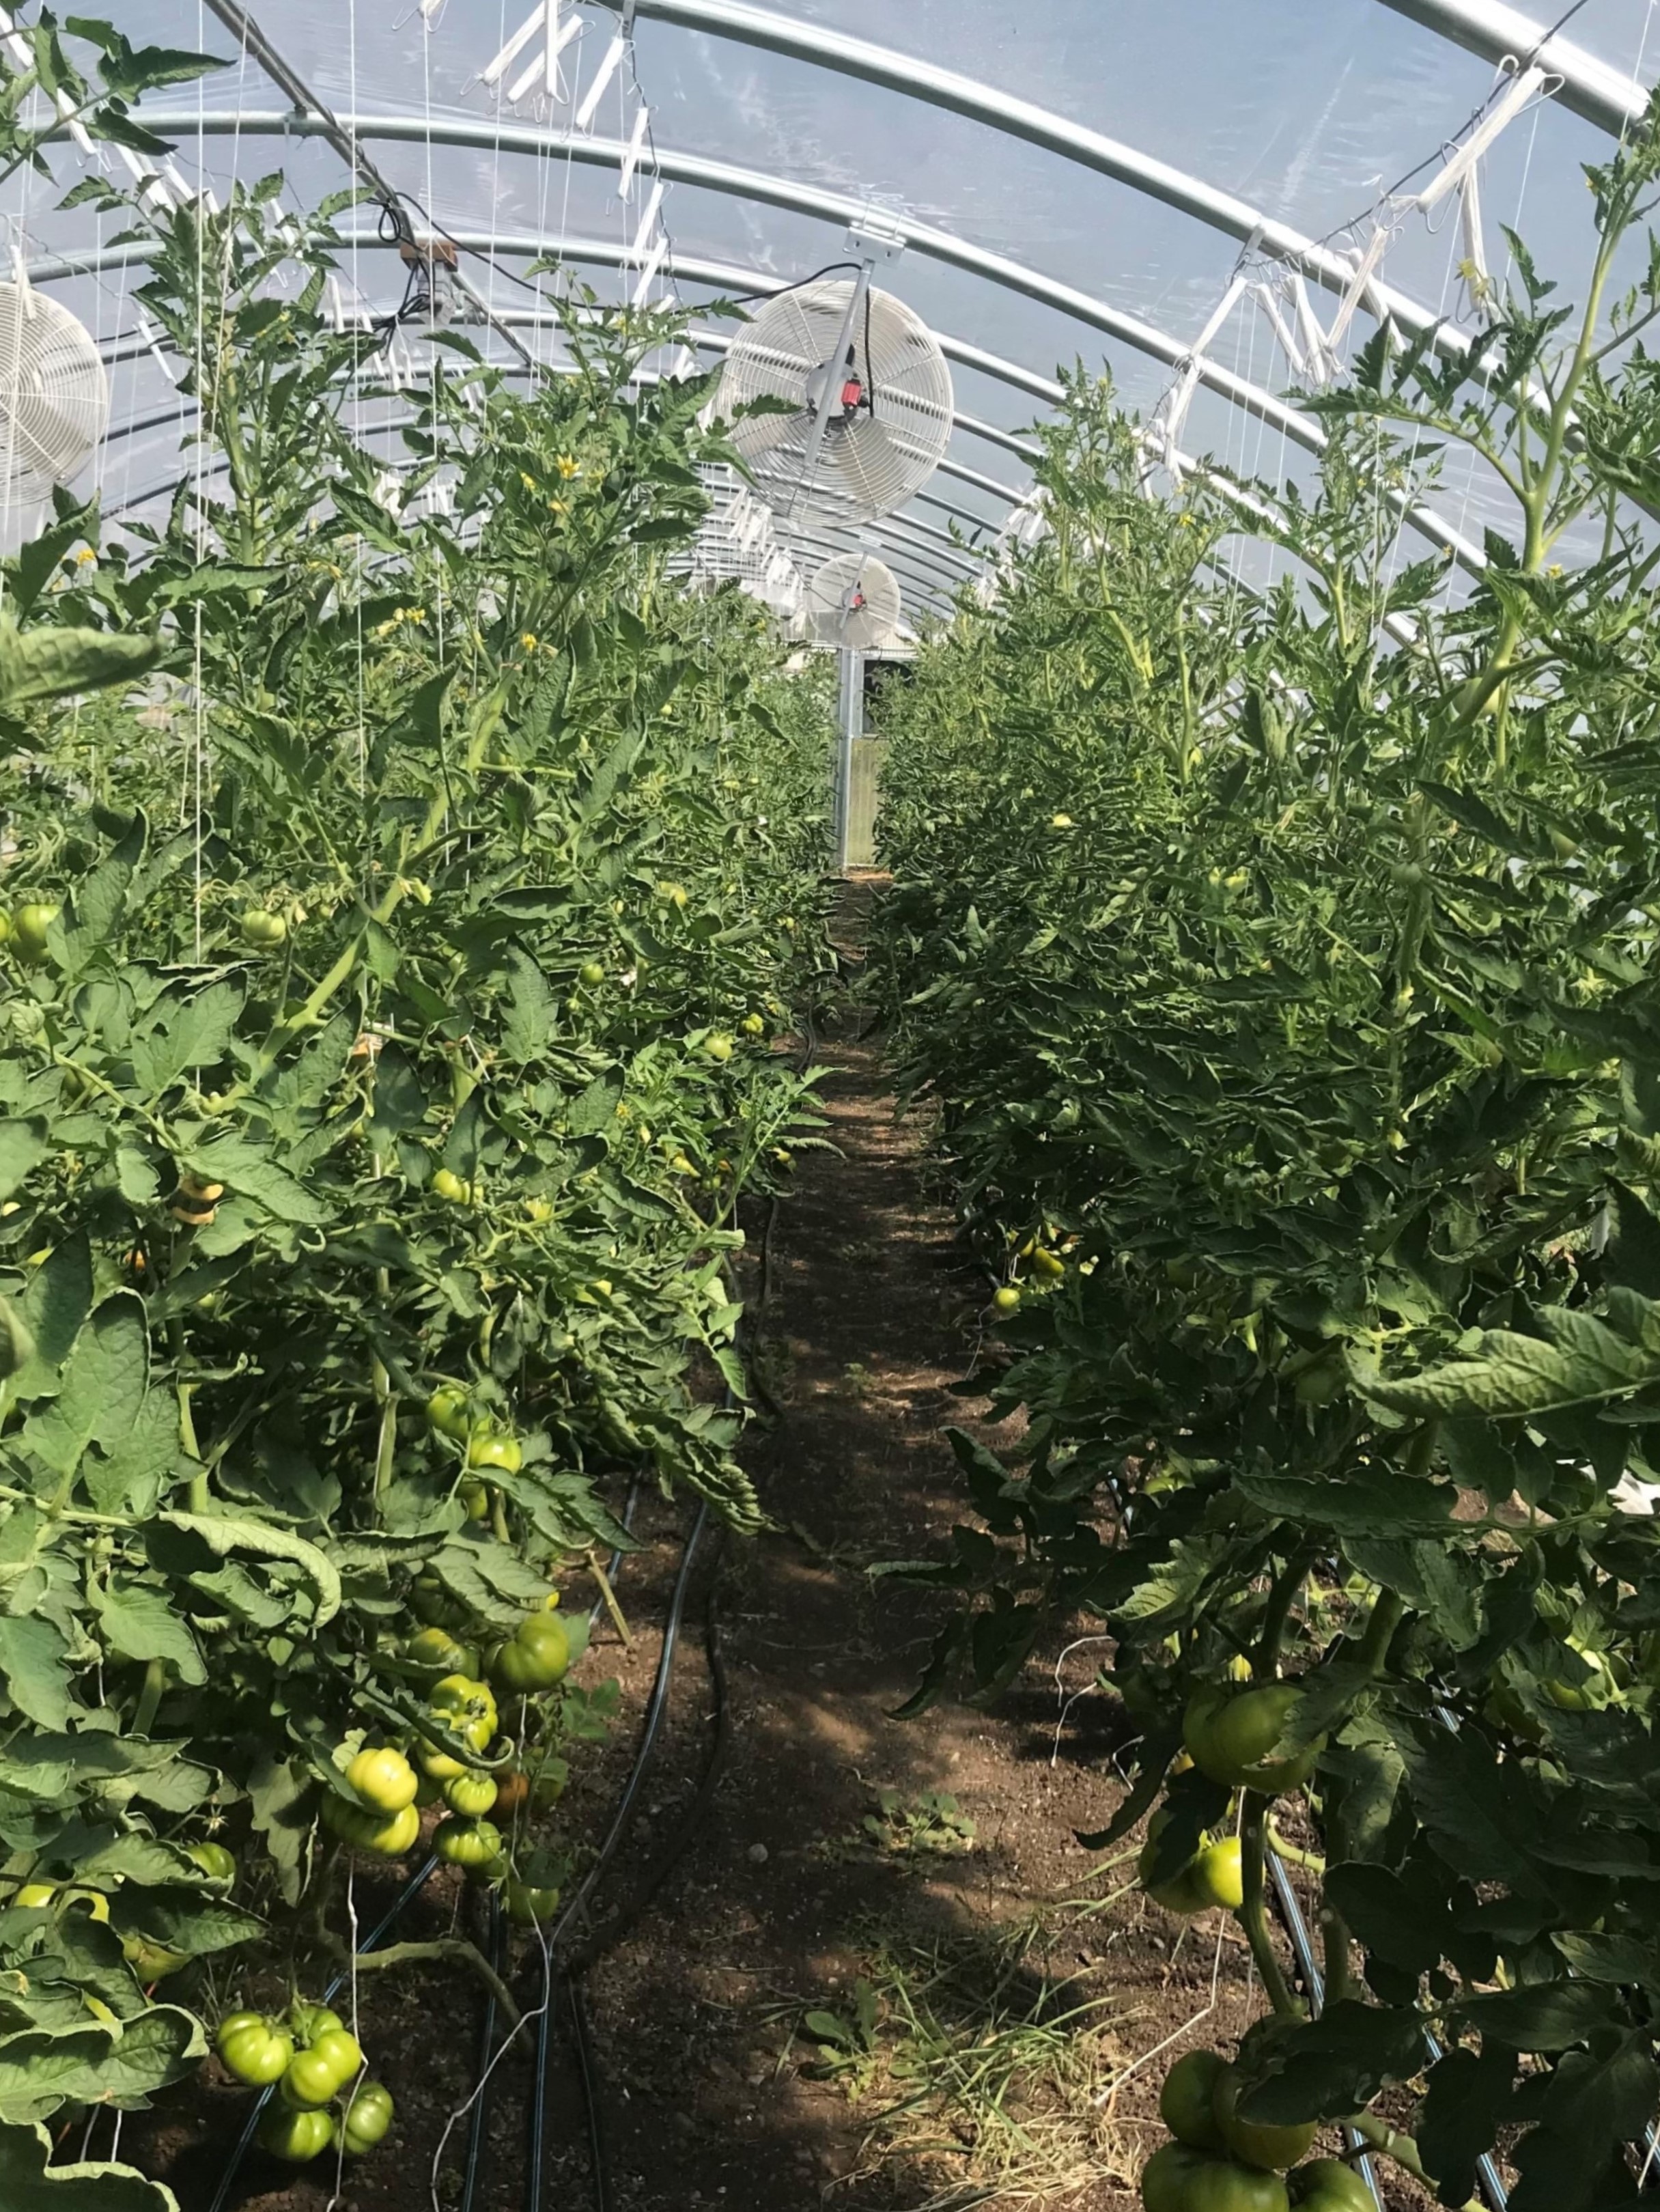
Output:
873,94,1660,2212
0,12,835,2168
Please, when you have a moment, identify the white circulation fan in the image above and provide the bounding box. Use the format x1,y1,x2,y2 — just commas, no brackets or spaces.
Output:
718,278,953,529
805,552,903,652
0,281,109,507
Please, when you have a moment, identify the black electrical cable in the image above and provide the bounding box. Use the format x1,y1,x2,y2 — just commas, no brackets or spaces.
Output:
524,1502,711,2210
567,1977,613,2212
1264,1855,1385,2210
561,1534,733,1978
460,1478,644,2212
709,258,863,308
458,1890,505,2212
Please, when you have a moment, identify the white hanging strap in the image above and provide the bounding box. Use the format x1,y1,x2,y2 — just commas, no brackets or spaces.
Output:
1191,270,1250,361
1409,65,1549,213
630,236,668,307
576,33,628,129
1252,282,1307,379
483,3,546,89
1153,269,1249,462
617,104,651,196
629,178,665,262
542,0,563,96
1323,223,1393,356
1290,274,1340,388
1459,165,1495,320
116,143,175,212
507,14,578,105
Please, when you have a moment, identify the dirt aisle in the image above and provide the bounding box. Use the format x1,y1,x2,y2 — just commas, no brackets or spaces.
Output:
560,912,1271,2212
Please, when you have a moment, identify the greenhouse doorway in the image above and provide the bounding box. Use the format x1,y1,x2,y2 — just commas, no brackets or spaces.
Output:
834,646,914,872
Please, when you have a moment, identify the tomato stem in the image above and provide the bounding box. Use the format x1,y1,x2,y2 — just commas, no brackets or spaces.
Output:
132,1658,168,1738
320,1931,525,2036
1238,1793,1300,2018
587,1551,632,1649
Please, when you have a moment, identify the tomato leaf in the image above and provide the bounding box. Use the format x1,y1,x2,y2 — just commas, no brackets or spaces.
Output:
0,2117,181,2209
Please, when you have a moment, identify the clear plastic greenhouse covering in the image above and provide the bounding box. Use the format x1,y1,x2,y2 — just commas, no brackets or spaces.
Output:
10,0,1660,625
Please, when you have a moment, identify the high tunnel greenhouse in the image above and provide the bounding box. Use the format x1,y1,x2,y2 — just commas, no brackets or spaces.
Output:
4,3,1660,2209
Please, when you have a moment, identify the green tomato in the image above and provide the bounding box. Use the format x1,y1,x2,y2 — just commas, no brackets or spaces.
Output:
282,2044,346,2108
1186,2164,1291,2212
458,1479,492,1521
703,1031,734,1063
578,961,605,988
1185,2164,1291,2212
1188,1839,1243,1911
1212,2067,1317,2172
239,906,288,949
346,1745,419,1813
1141,2143,1215,2212
430,1674,498,1735
186,1841,237,1886
407,1625,470,1672
468,1432,522,1474
1545,1648,1620,1709
444,1772,500,1818
217,2014,294,2086
337,2080,395,2155
1138,1808,1215,1914
1184,1685,1323,1795
309,2026,364,2088
435,1816,504,1868
359,1802,421,1857
288,2004,344,2043
492,1612,570,1694
1160,2051,1227,2151
426,1386,472,1439
1287,2160,1375,2211
741,1012,767,1037
122,1933,191,1980
259,2104,333,2164
993,1285,1022,1314
432,1167,473,1203
13,903,59,961
503,1878,561,1926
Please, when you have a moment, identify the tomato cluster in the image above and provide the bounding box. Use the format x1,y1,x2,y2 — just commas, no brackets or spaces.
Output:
1142,2052,1368,2211
219,2000,395,2165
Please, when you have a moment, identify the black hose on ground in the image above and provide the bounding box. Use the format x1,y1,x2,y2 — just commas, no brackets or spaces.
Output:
561,1530,734,1979
458,1890,505,2212
567,1976,613,2212
525,1503,710,2209
1264,1853,1385,2210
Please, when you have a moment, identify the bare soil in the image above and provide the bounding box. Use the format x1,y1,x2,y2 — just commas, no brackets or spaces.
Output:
130,883,1411,2212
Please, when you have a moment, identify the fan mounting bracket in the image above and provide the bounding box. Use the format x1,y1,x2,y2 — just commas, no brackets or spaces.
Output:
845,213,908,268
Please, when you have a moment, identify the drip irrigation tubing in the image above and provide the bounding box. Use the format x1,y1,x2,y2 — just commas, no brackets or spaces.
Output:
1265,1851,1387,2211
524,1500,712,2210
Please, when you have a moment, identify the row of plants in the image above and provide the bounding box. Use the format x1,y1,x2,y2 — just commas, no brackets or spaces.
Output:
0,17,832,2204
870,94,1660,2212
